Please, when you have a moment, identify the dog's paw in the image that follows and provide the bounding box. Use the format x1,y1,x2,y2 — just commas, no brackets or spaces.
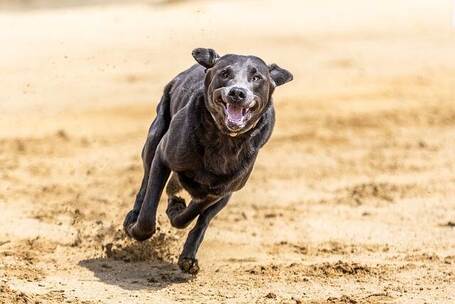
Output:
126,223,155,242
166,197,186,220
178,257,200,275
123,211,155,241
123,209,139,232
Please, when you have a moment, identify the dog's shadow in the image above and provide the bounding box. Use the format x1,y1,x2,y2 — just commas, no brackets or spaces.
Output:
79,233,193,290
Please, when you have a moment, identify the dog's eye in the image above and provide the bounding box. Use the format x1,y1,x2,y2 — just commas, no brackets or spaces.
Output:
252,75,262,82
220,69,231,79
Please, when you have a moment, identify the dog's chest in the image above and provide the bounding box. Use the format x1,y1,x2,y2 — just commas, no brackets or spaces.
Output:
202,139,251,175
178,138,256,197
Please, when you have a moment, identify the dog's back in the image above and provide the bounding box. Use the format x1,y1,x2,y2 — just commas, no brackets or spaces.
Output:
168,64,205,117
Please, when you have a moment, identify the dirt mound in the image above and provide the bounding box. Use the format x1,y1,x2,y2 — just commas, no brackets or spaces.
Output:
306,261,380,277
0,283,95,304
333,182,420,206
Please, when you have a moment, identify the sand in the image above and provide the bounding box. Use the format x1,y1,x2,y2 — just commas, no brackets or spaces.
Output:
0,0,454,303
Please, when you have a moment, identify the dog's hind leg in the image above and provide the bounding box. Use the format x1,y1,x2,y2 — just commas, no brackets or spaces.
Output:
123,83,173,235
165,173,188,226
178,194,231,274
166,172,183,197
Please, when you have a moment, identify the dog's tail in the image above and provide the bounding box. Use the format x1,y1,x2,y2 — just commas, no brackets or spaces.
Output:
151,81,172,133
140,81,173,172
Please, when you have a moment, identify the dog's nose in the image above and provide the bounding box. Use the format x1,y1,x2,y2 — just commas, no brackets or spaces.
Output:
228,87,247,102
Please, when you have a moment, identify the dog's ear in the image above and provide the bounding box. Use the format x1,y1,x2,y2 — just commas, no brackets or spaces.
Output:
269,63,293,86
192,48,220,69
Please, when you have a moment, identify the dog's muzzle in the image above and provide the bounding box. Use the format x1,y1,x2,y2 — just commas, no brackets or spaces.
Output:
212,88,258,133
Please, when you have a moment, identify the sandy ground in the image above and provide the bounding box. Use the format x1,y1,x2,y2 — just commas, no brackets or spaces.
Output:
1,0,455,303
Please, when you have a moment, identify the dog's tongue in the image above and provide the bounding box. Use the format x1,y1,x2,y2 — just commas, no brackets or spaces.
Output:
226,103,243,122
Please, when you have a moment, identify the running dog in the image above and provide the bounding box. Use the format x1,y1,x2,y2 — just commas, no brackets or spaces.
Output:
123,48,293,274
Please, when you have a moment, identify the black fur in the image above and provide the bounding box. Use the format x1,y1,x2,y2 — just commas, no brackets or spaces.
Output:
123,48,292,274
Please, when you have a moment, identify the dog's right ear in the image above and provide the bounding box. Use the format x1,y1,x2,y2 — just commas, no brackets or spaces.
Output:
192,48,220,69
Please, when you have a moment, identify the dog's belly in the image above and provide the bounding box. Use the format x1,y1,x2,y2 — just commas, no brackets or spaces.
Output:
176,169,250,199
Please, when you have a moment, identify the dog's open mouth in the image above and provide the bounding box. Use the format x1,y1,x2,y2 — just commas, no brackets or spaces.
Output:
217,97,256,130
226,103,247,123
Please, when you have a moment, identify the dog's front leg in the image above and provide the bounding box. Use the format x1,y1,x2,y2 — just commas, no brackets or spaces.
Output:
178,194,231,274
167,194,222,229
125,152,170,241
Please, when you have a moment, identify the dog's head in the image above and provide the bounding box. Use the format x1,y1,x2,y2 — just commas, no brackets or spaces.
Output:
192,48,293,136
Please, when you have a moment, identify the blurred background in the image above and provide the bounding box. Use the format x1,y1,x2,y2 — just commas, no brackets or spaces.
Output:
0,1,454,303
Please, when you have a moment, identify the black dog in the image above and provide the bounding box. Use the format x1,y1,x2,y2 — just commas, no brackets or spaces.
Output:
123,48,292,274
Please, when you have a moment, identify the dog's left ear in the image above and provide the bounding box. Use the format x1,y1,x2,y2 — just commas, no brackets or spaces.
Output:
269,63,293,86
192,48,220,69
